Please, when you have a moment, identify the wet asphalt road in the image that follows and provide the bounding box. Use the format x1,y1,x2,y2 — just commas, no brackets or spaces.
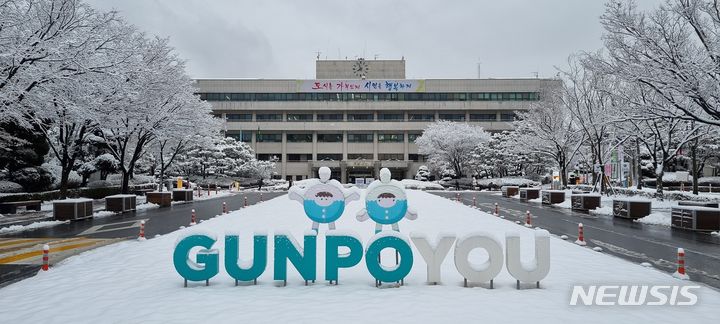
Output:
431,191,720,290
0,191,286,286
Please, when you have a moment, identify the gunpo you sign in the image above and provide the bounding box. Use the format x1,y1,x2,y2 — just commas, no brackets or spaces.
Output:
173,167,550,288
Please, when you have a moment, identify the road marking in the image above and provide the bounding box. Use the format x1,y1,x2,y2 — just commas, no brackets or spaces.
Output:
0,238,44,249
79,219,148,236
0,241,100,264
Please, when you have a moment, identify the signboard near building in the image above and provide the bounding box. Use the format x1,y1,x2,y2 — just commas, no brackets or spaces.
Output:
297,80,425,93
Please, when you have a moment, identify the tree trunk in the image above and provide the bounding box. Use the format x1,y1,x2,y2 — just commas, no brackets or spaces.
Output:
59,167,71,199
636,140,642,190
692,140,699,195
656,164,664,199
121,169,131,194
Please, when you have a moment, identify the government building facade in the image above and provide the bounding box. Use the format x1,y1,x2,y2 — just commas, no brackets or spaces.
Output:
195,59,558,183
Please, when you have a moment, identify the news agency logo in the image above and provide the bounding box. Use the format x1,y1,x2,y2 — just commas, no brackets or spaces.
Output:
570,285,701,306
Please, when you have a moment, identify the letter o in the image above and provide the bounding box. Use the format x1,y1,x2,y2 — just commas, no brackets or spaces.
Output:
453,234,503,284
365,235,413,283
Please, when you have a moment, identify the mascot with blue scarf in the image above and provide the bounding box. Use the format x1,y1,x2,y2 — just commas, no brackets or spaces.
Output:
289,167,360,232
357,168,417,233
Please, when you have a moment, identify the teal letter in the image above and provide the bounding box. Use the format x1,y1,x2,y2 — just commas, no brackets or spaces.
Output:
325,235,363,281
274,233,317,281
173,234,219,282
365,235,413,283
225,234,267,282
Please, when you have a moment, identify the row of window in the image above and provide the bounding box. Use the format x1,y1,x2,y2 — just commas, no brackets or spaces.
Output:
242,133,416,143
200,92,539,102
222,112,516,122
256,153,428,162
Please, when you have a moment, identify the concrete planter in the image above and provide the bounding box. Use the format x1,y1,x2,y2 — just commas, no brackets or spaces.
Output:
671,206,720,231
172,189,194,202
541,190,565,205
571,194,601,211
53,198,93,221
501,186,519,197
613,199,651,219
147,192,172,207
519,188,540,201
105,194,136,213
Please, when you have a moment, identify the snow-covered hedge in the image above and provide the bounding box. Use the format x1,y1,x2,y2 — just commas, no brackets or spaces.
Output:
698,177,720,186
87,180,114,188
400,179,444,190
0,181,23,193
476,177,539,189
12,167,55,192
107,174,156,186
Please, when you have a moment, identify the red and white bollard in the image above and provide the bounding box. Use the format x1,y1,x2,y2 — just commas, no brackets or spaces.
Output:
260,192,263,202
524,210,532,227
138,220,146,241
494,203,499,216
472,196,477,208
190,209,197,226
215,184,218,195
456,193,460,203
673,248,690,280
207,186,210,196
222,202,228,214
41,244,49,271
244,196,248,208
575,223,586,246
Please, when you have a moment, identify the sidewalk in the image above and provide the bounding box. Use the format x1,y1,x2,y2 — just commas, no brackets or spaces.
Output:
0,199,106,228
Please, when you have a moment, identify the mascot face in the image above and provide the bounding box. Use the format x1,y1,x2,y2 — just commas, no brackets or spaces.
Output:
302,184,345,223
366,186,407,224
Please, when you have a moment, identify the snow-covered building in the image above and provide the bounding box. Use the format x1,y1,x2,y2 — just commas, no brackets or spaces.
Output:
195,59,559,183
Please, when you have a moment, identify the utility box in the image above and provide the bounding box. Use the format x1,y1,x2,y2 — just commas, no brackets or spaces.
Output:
671,206,720,231
502,186,519,197
541,190,565,205
146,192,172,207
613,199,651,219
105,194,136,213
571,194,601,211
519,188,540,201
172,189,194,202
53,198,94,221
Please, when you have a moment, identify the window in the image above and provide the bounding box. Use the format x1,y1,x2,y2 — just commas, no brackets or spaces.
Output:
500,113,516,121
286,133,312,142
408,113,434,121
317,134,343,142
347,133,373,143
377,113,404,121
199,92,540,102
286,113,312,121
316,154,342,161
470,113,497,121
408,154,428,162
256,113,282,121
408,133,422,142
378,153,404,160
227,131,252,142
226,113,252,121
317,113,343,121
256,133,282,142
257,154,281,161
439,113,465,121
347,113,374,121
241,131,252,142
378,134,404,142
212,113,223,119
348,153,373,160
287,154,313,162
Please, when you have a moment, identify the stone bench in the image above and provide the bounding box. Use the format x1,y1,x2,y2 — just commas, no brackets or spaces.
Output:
172,189,194,202
571,194,601,211
519,188,540,201
0,200,42,214
53,198,93,221
671,206,720,231
541,190,565,205
146,192,172,207
501,186,519,197
613,199,651,219
105,194,136,213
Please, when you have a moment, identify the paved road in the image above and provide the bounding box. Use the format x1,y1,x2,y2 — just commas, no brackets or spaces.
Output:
431,191,720,289
0,191,286,287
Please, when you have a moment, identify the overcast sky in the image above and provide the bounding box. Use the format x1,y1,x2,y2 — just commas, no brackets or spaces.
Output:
86,0,662,79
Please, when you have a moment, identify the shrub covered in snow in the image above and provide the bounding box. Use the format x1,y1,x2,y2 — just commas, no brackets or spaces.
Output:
11,167,54,192
475,177,539,189
107,174,156,186
87,180,114,189
0,181,24,193
698,177,720,186
401,179,444,190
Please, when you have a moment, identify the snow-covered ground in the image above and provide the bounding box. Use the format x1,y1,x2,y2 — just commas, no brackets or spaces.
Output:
400,179,445,190
0,220,69,235
1,190,718,323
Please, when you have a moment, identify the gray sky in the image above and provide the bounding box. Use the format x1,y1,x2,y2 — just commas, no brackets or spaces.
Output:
87,0,662,79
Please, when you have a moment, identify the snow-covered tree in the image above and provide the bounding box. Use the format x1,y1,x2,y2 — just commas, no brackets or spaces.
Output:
601,0,720,126
512,85,585,187
415,121,491,178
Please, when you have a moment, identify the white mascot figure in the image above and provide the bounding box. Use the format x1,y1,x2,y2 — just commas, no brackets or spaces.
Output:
289,167,360,232
357,168,418,233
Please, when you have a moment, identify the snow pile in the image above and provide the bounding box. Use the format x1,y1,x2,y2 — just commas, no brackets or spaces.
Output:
1,191,719,322
0,220,69,234
477,177,539,188
635,212,672,226
400,179,444,190
93,210,118,218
